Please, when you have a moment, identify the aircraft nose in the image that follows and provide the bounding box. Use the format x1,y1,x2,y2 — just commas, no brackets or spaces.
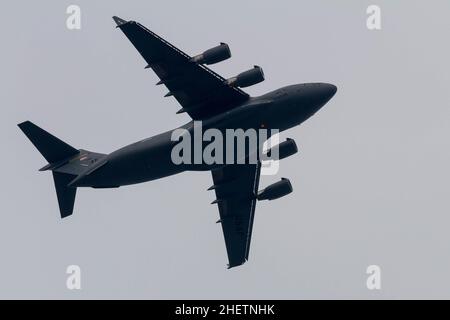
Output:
307,83,337,113
322,83,337,101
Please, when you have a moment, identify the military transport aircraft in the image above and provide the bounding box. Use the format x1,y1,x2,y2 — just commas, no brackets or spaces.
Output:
18,16,337,268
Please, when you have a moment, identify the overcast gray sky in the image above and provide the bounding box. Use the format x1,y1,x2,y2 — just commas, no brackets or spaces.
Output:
1,0,450,299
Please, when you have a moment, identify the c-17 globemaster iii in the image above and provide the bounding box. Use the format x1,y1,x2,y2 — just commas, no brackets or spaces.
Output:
18,16,337,268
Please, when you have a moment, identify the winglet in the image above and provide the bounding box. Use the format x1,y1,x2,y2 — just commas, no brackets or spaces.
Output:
112,16,128,28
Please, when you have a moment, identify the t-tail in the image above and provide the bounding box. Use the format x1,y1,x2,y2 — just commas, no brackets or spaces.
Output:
18,121,105,218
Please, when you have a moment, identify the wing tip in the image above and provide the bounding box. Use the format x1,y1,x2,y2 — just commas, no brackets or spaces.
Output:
112,16,128,27
17,120,32,130
226,260,247,269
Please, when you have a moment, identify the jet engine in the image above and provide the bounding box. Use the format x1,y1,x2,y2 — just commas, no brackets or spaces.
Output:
226,65,265,88
267,138,298,160
190,43,231,65
257,178,293,201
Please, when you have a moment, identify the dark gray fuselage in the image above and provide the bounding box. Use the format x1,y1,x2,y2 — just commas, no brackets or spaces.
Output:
73,83,337,188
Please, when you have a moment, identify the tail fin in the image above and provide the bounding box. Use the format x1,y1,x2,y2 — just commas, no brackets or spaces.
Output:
18,121,79,218
18,121,79,163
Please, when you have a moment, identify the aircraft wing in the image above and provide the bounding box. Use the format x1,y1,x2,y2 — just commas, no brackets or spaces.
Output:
210,163,261,268
113,16,249,120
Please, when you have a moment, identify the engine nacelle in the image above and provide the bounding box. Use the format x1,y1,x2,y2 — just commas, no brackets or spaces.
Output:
227,65,265,88
267,138,298,160
190,43,231,65
257,178,293,201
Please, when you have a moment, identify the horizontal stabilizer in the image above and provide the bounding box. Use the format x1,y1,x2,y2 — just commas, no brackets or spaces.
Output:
18,121,79,164
52,172,77,218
